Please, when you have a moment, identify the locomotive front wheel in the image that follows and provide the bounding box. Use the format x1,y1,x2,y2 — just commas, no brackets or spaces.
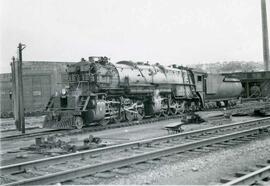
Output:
125,111,135,122
74,116,84,129
136,108,145,121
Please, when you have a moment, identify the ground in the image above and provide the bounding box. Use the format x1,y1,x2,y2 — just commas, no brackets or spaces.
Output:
0,113,269,185
98,136,270,185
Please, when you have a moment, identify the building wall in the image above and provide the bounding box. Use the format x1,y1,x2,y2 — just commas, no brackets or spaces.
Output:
21,61,73,95
0,73,13,116
0,61,75,117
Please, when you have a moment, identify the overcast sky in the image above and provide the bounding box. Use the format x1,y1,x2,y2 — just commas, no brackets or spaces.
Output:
0,0,269,73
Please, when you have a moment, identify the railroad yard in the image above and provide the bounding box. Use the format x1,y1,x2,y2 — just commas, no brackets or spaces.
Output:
1,100,270,185
1,70,270,186
1,0,270,185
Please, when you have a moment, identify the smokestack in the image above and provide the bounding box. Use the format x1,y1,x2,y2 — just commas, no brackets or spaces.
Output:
261,0,270,71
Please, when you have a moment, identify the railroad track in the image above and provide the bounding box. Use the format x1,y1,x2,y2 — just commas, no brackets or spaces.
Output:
1,117,270,185
225,102,270,115
0,127,41,133
0,129,63,141
221,160,270,185
0,115,183,141
2,101,270,142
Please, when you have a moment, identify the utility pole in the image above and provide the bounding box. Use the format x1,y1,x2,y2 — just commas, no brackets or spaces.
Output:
12,43,26,133
261,0,269,71
18,43,26,133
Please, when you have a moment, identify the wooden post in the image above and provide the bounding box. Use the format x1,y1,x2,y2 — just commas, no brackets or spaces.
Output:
14,56,21,131
17,43,25,133
11,57,19,130
12,43,26,133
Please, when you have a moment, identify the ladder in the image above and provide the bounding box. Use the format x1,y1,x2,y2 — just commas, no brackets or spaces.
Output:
78,96,90,111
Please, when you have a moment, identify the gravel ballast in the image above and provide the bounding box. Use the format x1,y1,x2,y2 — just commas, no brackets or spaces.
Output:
97,136,270,185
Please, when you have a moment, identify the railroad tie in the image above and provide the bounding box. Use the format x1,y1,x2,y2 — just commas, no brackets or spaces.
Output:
210,143,229,148
234,138,252,142
112,167,135,175
220,177,233,183
221,141,238,145
131,162,149,171
94,171,116,179
234,171,249,177
158,154,175,161
256,164,268,168
192,148,210,153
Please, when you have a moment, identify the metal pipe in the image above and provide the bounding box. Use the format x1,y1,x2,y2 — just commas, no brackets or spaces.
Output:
261,0,269,71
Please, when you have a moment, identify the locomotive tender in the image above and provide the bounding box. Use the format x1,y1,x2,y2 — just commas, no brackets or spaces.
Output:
44,57,242,129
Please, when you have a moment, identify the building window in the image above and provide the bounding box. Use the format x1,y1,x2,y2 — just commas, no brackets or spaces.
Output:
197,76,202,82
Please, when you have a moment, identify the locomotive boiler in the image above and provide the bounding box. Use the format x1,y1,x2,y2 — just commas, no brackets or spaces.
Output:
44,57,201,129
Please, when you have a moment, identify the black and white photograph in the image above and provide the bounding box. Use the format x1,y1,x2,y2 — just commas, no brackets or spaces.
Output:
0,0,270,185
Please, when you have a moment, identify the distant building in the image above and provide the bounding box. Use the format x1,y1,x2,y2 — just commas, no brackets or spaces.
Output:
223,71,270,98
0,61,75,117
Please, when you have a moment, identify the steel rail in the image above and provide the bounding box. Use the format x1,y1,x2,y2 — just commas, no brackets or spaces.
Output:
3,125,269,186
1,117,270,175
223,165,270,185
0,129,62,141
0,126,40,133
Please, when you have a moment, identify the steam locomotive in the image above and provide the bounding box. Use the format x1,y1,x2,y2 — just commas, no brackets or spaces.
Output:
44,57,242,129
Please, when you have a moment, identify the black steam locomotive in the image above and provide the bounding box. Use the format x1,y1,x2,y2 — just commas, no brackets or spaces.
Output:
44,57,242,129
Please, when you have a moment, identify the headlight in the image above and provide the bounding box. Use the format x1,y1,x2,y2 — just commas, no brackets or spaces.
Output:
61,88,66,95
